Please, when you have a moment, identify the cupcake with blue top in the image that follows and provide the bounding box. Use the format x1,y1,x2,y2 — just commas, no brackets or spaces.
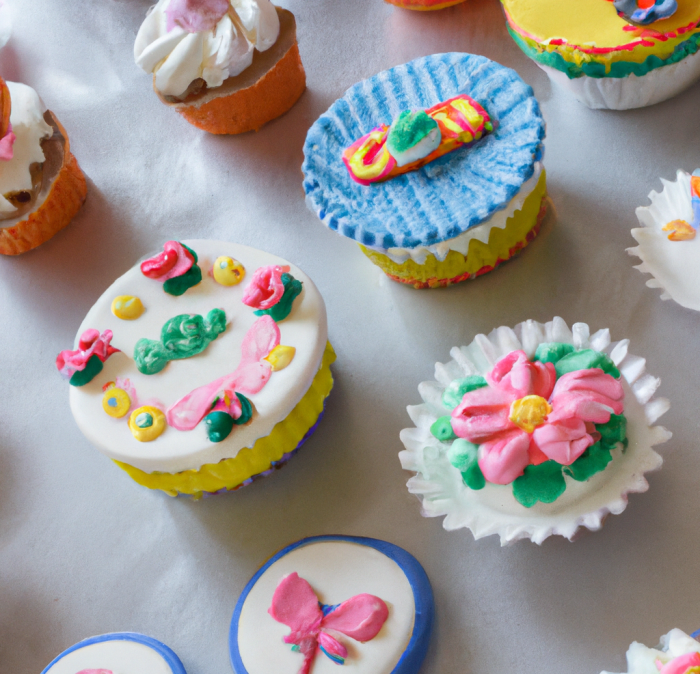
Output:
303,53,546,289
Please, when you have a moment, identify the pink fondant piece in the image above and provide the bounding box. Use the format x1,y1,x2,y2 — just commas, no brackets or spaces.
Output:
242,265,288,310
0,123,15,161
321,593,389,642
141,241,194,281
451,385,516,442
165,0,229,33
659,652,700,674
485,350,556,400
56,329,120,379
532,417,593,466
477,429,531,485
269,572,323,638
76,670,113,674
317,631,348,659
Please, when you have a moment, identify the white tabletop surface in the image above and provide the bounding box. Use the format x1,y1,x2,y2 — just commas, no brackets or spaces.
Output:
1,1,699,673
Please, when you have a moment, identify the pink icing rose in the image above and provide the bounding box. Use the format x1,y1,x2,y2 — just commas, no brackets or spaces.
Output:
0,122,15,161
658,652,700,674
165,0,230,33
242,265,288,311
76,670,113,674
451,350,624,485
56,329,120,379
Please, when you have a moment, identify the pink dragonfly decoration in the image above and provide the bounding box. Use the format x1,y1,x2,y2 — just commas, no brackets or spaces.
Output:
269,572,389,674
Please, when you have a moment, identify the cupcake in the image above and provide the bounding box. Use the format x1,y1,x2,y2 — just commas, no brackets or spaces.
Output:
385,0,467,10
501,0,700,110
628,169,700,311
42,632,187,674
134,0,306,134
602,629,700,674
399,317,671,545
57,240,334,498
230,535,434,674
0,77,87,255
303,53,546,289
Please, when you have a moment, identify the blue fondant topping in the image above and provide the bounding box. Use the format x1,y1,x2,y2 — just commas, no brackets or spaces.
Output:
321,601,341,616
303,53,546,249
229,535,435,674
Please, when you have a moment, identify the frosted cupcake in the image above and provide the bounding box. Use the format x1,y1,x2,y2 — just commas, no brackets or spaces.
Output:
628,169,700,311
303,53,546,289
134,0,305,134
385,0,467,10
42,632,187,674
399,317,671,544
602,629,700,674
501,0,700,110
56,240,334,498
230,535,434,674
0,78,86,255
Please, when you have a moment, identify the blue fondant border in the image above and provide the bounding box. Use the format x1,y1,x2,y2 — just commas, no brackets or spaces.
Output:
41,632,187,674
229,535,434,674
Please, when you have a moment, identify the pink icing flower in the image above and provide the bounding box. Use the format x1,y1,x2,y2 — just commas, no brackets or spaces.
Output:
451,350,624,485
165,0,229,33
269,572,389,674
0,122,15,161
242,265,288,310
140,241,193,281
56,329,120,379
658,652,700,674
76,670,112,674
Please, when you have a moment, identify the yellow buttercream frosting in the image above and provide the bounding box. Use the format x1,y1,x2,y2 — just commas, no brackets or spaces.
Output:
114,342,335,498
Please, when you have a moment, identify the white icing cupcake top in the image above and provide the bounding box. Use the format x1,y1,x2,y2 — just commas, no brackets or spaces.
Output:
0,81,52,214
66,240,327,474
602,629,700,674
43,635,185,674
134,0,280,97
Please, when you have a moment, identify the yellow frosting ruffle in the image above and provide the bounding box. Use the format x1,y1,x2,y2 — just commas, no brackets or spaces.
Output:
114,342,336,498
360,170,546,288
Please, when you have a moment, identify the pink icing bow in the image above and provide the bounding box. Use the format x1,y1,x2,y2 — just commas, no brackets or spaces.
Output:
242,265,288,310
165,0,230,33
140,240,193,281
657,652,700,674
269,572,389,674
56,329,120,379
451,350,624,485
76,670,112,674
166,315,280,430
0,122,15,161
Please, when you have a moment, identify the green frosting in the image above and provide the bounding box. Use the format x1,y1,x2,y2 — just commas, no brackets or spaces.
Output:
386,110,439,154
512,461,567,508
232,393,253,425
448,439,485,490
597,413,627,449
564,442,613,482
554,349,620,379
508,25,700,80
134,308,227,375
204,411,234,443
533,342,575,365
442,375,488,410
430,416,456,442
69,354,104,387
255,273,302,322
163,263,202,297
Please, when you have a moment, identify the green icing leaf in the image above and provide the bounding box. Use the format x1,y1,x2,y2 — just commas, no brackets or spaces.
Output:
441,375,488,410
163,263,202,297
597,413,627,449
69,354,104,387
181,242,198,263
512,461,566,508
430,416,456,442
554,349,620,379
447,439,485,490
233,393,253,425
563,442,612,482
255,273,302,322
386,110,438,154
533,342,574,365
204,411,234,443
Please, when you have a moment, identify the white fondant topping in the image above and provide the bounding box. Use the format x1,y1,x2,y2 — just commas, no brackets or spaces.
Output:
0,81,52,214
69,240,327,474
602,629,700,674
44,639,175,674
237,541,415,674
399,317,672,545
368,162,543,265
134,0,280,97
628,169,700,311
387,126,441,168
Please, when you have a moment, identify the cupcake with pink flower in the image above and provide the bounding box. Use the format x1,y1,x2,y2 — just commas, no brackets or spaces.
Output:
399,317,671,545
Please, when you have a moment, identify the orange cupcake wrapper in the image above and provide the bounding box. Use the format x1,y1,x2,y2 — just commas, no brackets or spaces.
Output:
0,114,87,256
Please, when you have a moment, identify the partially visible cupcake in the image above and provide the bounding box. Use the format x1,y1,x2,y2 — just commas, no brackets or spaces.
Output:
134,0,306,134
303,53,546,289
0,78,87,255
385,0,467,10
628,169,700,311
501,0,700,110
399,317,671,545
602,629,700,674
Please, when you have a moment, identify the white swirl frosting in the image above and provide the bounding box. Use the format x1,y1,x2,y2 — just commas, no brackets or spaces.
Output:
602,629,700,674
0,82,53,214
134,0,280,97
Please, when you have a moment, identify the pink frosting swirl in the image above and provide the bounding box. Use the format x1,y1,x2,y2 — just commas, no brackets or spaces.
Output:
242,265,288,310
165,0,230,33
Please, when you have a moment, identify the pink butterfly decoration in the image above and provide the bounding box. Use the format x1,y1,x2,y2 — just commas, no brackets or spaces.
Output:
269,572,389,674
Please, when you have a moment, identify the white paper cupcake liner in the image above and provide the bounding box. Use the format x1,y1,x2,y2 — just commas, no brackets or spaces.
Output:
399,317,671,546
628,169,700,311
539,47,700,110
601,629,700,674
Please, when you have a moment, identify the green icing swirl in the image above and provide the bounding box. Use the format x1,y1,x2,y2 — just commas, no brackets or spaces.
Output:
386,110,439,154
134,308,227,375
442,375,488,410
69,354,104,387
254,273,302,322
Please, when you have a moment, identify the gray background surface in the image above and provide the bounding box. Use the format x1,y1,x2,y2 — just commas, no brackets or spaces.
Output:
1,1,699,672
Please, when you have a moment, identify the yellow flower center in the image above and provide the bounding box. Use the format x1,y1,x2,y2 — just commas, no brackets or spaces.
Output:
509,395,552,434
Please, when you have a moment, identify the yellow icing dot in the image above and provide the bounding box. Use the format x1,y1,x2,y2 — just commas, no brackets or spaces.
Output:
111,295,145,320
102,387,131,418
213,256,245,286
128,405,166,442
509,395,552,434
264,345,296,371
